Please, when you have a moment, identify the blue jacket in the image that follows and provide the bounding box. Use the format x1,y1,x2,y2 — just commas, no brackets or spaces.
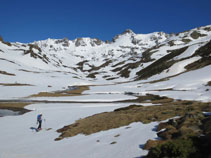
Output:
37,114,42,122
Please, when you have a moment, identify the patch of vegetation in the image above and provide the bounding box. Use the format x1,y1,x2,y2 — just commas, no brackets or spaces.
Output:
18,69,41,74
77,60,89,72
182,39,192,44
88,60,112,72
193,40,211,57
147,138,196,158
112,61,126,68
185,40,211,71
87,72,99,79
185,57,211,71
0,83,33,86
0,70,15,76
207,81,211,86
141,48,156,63
0,58,17,65
55,95,211,141
157,112,204,140
146,113,211,158
111,47,156,78
28,86,89,98
0,102,31,114
136,47,188,80
190,31,207,39
115,61,141,78
106,77,119,80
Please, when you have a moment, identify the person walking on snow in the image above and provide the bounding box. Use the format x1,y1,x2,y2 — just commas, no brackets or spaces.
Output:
37,113,43,130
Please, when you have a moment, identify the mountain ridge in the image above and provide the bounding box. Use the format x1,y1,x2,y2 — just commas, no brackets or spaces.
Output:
0,25,211,101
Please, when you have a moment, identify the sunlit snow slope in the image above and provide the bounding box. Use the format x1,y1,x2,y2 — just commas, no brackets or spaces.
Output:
0,25,211,101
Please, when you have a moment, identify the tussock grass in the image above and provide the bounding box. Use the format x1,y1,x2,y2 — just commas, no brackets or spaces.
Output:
55,96,211,141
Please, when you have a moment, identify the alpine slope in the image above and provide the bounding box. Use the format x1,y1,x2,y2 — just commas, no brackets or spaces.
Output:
0,25,211,101
0,25,211,158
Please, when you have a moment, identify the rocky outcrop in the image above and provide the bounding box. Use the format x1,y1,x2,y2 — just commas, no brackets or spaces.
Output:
75,38,87,47
146,112,211,158
55,38,70,47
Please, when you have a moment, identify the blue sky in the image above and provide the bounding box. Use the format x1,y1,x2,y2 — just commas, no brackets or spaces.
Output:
0,0,211,43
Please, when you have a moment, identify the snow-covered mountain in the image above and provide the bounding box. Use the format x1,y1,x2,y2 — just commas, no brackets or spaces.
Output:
0,25,211,100
1,25,211,158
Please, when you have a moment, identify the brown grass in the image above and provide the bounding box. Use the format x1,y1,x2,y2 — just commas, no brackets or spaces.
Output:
55,96,211,141
0,70,15,76
0,102,31,114
207,81,211,86
28,86,89,98
0,83,33,86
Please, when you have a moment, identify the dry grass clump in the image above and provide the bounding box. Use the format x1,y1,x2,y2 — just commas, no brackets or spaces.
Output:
55,97,211,141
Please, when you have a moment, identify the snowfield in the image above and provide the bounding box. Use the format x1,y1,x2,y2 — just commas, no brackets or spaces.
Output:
0,103,158,158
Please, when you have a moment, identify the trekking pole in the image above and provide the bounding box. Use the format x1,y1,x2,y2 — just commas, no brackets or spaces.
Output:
44,118,47,130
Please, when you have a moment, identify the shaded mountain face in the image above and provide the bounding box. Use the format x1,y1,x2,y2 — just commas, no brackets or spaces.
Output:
0,25,211,87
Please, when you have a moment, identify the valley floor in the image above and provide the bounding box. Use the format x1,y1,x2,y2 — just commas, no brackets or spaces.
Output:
0,102,158,158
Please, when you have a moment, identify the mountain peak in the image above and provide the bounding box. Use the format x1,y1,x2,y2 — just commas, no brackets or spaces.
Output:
122,29,135,35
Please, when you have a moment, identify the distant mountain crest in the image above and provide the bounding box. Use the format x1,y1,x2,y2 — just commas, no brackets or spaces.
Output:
0,25,211,83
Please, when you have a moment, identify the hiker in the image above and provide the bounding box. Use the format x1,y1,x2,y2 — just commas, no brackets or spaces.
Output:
37,113,43,130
